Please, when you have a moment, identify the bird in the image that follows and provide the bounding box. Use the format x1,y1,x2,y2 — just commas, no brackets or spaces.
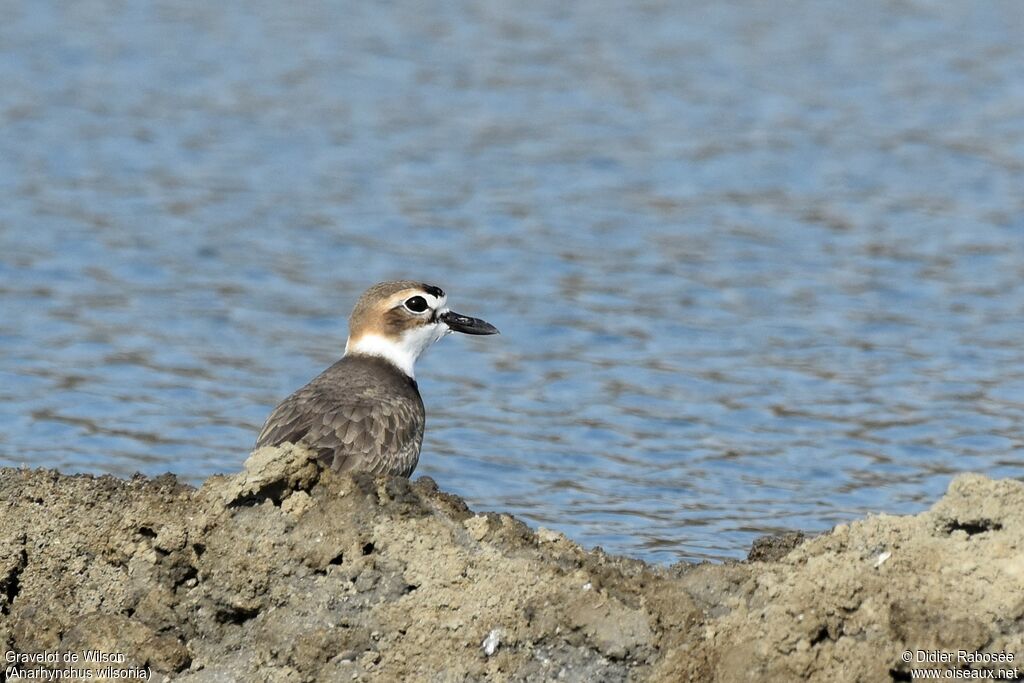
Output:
254,280,498,477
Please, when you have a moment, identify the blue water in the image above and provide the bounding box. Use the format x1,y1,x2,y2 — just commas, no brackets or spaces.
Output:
2,0,1024,562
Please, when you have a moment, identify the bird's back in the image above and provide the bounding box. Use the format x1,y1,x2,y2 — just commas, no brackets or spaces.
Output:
255,355,426,477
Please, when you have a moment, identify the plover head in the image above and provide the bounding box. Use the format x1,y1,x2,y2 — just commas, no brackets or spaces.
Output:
344,280,499,378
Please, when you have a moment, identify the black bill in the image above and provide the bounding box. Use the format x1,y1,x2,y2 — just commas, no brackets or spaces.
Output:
440,310,499,335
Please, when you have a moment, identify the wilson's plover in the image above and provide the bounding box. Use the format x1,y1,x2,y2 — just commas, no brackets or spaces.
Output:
254,280,498,476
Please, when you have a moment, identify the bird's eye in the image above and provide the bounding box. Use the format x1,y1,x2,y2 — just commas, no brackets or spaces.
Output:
404,296,429,313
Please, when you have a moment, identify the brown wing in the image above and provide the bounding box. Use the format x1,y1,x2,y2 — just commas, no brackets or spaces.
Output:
254,385,424,477
254,387,321,452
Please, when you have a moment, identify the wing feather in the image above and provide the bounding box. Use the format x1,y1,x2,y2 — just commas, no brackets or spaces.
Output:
253,368,424,477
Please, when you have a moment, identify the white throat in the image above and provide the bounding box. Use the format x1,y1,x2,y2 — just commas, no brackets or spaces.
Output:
345,324,450,378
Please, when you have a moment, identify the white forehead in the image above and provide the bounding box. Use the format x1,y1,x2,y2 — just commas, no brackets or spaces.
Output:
387,289,446,310
428,292,447,310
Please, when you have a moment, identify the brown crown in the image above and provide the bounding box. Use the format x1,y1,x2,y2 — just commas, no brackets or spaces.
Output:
347,280,444,341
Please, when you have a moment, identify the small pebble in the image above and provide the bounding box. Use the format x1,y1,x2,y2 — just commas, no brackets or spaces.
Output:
482,629,502,656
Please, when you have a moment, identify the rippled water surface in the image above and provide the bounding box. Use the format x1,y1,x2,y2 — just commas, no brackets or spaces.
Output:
2,1,1024,561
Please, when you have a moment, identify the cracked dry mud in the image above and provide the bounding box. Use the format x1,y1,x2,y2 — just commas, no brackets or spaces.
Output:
0,444,1020,681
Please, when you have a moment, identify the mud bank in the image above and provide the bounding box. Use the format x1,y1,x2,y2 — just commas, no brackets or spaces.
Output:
0,445,1020,681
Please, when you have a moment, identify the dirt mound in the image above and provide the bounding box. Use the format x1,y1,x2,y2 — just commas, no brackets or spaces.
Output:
0,446,1020,681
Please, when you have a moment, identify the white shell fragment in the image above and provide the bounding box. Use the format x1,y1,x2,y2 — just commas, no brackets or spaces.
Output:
482,629,502,657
